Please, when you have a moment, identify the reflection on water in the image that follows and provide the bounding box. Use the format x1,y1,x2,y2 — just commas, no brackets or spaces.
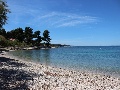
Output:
10,49,51,66
40,49,50,66
9,46,120,77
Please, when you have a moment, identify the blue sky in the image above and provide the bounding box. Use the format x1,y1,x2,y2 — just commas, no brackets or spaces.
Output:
4,0,120,46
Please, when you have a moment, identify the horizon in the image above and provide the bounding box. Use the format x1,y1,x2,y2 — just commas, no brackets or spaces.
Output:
3,0,120,46
68,45,120,46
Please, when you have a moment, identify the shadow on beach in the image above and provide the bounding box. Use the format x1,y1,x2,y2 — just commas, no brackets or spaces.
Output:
0,56,35,90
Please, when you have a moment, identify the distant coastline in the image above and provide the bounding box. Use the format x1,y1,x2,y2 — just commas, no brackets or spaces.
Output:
0,43,71,51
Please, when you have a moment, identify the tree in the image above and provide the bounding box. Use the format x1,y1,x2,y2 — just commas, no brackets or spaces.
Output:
14,28,24,42
24,27,33,45
0,35,7,47
0,0,10,29
6,31,12,39
0,28,6,37
6,28,24,41
34,30,42,46
8,30,16,39
43,30,51,47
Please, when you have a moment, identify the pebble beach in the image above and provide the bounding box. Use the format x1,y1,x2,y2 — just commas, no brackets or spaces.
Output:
0,52,120,90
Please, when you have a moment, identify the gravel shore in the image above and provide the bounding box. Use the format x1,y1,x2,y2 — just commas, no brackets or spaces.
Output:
0,52,120,90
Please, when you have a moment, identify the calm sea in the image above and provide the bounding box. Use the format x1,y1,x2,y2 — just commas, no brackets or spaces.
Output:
9,46,120,77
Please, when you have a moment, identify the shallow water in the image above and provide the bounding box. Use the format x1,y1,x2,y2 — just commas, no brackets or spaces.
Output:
9,46,120,77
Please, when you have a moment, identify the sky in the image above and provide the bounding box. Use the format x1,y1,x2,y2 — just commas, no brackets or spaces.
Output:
4,0,120,46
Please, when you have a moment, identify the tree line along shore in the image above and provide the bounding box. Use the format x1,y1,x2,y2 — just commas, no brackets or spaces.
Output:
0,27,52,48
0,27,70,50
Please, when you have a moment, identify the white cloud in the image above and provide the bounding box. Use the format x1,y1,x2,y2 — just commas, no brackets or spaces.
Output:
38,12,98,28
7,0,99,28
40,12,57,19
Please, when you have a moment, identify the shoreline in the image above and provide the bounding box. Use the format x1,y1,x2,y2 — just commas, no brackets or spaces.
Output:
0,52,120,89
7,49,120,78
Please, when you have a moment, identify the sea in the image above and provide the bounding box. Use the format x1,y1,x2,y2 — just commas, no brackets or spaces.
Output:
8,46,120,77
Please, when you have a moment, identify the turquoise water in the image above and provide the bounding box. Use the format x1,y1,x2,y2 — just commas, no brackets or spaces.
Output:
9,46,120,76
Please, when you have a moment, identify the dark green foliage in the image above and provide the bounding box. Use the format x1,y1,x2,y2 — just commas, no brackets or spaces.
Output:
33,30,42,46
0,27,51,47
24,27,33,45
43,30,51,47
0,0,10,29
6,31,12,39
0,28,6,37
0,35,7,47
14,28,24,42
34,30,40,38
8,30,16,39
